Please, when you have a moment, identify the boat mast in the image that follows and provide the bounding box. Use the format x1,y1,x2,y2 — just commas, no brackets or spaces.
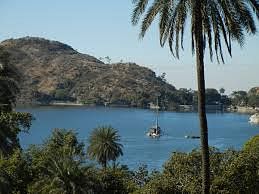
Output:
156,97,159,128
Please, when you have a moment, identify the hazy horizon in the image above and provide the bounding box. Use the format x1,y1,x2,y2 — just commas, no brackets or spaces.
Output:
1,0,259,94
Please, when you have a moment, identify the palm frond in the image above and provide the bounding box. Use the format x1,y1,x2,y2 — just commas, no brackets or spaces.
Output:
87,126,123,168
132,0,259,63
132,0,150,25
140,0,163,38
248,0,259,19
159,0,173,46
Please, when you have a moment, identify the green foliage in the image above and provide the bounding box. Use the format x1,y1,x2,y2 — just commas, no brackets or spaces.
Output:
174,88,194,105
27,128,85,177
132,0,258,62
230,91,248,106
54,89,68,100
0,48,20,111
54,89,71,101
144,147,258,194
247,88,259,107
213,150,259,193
0,168,11,194
157,72,166,82
105,56,112,64
27,128,96,194
0,111,33,156
0,149,31,194
219,88,225,95
230,88,259,107
205,89,221,105
248,95,259,107
44,128,85,156
33,91,53,104
133,172,181,194
163,150,202,193
248,87,259,95
87,126,123,168
96,167,137,194
131,164,150,187
27,128,133,194
28,149,90,194
243,135,259,154
0,129,259,193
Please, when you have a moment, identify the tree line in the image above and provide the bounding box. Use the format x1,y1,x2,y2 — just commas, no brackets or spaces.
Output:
158,87,259,110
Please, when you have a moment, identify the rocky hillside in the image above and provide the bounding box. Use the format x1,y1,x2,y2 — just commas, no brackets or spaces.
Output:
0,37,177,108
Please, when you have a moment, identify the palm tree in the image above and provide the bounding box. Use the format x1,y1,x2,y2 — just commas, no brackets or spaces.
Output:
87,126,123,169
29,128,96,194
30,149,91,194
131,1,259,193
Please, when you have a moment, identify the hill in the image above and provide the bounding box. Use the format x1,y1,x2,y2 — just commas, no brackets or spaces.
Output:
0,37,177,108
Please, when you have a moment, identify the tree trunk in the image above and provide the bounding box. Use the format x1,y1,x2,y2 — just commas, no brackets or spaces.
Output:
194,2,210,194
104,160,107,169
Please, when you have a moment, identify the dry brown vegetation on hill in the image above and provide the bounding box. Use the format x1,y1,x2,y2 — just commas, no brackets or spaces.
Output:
0,37,176,107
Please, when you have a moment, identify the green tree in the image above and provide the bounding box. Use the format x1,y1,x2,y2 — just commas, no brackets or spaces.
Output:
214,150,259,193
131,1,259,193
205,88,221,105
175,88,193,105
158,72,167,82
28,128,96,194
87,126,123,169
248,95,259,107
0,48,20,112
247,87,259,107
0,111,33,156
29,149,90,194
243,135,259,154
132,164,150,187
97,167,137,194
133,173,180,194
0,164,12,194
105,56,112,64
219,88,225,96
230,91,248,106
0,149,31,194
54,89,70,101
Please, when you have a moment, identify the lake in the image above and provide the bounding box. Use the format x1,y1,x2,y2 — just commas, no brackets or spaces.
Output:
17,106,259,170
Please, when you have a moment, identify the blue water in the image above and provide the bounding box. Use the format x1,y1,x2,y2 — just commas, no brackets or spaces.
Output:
17,106,259,170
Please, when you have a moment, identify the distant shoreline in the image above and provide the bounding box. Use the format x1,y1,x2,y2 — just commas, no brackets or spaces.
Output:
16,102,135,109
50,102,84,106
16,102,259,114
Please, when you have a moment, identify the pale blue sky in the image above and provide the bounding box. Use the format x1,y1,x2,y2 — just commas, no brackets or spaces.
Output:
1,0,259,94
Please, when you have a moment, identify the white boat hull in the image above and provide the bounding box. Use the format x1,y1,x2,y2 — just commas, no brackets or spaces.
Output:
146,132,160,138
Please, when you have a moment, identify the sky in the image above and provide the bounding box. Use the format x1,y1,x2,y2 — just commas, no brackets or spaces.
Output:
0,0,259,94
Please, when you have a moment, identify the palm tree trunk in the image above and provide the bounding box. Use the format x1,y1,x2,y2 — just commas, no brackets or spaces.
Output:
194,2,210,194
104,160,107,169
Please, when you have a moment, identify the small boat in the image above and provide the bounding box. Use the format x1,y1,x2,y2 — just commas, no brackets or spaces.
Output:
147,97,162,138
185,135,200,139
249,113,259,124
147,125,161,138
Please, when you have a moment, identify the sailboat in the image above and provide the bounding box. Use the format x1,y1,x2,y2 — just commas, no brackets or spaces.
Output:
147,98,161,138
